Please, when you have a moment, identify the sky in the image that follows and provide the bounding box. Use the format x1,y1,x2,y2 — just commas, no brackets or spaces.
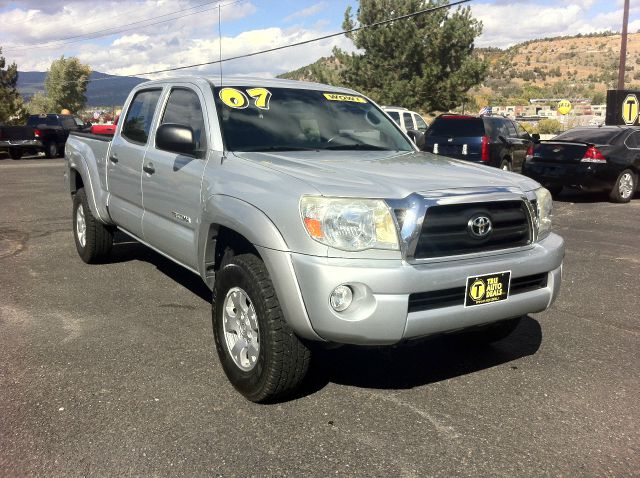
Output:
0,0,638,80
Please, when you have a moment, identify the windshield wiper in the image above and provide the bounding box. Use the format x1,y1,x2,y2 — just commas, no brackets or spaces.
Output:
237,146,319,152
322,144,391,151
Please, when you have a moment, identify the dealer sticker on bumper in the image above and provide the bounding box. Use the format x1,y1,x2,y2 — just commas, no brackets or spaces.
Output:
465,271,511,307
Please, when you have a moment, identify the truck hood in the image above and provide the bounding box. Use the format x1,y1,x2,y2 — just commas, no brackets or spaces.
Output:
232,150,539,198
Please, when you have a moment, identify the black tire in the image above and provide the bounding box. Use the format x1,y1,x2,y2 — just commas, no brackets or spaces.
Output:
213,253,311,403
545,184,563,196
609,169,637,203
45,142,58,159
499,159,512,171
460,317,522,344
72,188,113,263
9,148,22,160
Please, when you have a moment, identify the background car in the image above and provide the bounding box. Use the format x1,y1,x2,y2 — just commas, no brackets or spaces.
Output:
381,106,428,133
422,114,534,172
522,126,639,203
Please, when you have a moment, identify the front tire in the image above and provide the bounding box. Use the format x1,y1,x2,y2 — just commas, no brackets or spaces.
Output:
213,253,311,403
609,169,636,203
72,188,113,263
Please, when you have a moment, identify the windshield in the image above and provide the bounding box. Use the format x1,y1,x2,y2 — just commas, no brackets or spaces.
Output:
213,86,413,152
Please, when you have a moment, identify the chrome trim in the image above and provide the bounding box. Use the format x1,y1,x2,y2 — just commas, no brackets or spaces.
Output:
386,187,539,264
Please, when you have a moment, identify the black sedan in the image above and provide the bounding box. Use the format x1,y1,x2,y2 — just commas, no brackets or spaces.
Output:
522,126,640,203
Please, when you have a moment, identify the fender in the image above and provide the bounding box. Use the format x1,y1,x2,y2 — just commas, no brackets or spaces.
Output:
65,136,113,224
198,194,289,275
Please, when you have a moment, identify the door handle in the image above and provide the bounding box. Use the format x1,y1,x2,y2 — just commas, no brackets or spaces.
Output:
109,156,118,163
143,162,155,174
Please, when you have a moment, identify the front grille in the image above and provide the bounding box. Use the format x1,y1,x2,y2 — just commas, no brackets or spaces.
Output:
413,200,531,259
407,272,549,313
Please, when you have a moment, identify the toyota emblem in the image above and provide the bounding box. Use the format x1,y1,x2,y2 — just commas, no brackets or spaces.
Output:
468,215,492,238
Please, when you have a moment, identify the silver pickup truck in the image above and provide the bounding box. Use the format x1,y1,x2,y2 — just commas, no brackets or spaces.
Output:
65,76,564,402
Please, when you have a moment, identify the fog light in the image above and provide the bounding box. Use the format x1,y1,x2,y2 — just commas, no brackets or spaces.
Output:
329,285,353,312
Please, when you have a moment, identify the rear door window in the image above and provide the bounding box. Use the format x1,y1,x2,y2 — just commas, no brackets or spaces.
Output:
506,120,518,137
426,117,484,137
625,131,640,149
122,89,162,144
159,87,207,157
402,112,414,130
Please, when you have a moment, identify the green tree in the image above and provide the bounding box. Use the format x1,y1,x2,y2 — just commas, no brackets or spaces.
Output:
44,56,91,113
26,91,53,115
0,47,26,124
537,118,562,134
335,0,487,112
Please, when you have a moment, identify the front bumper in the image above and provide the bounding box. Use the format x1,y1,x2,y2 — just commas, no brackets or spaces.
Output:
523,161,618,190
260,233,564,345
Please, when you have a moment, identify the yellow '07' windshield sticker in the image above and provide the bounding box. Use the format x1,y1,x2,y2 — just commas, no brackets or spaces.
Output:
323,93,367,103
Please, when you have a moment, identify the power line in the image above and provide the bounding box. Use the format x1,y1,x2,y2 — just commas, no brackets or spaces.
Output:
4,0,243,52
19,0,471,88
98,0,472,79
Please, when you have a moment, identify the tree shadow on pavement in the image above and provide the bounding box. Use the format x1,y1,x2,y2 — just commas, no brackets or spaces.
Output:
298,317,542,396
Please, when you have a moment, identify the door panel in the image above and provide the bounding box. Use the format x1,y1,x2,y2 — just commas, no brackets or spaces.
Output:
141,86,209,270
107,88,163,237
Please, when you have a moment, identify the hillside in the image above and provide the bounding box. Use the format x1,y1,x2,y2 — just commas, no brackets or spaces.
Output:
278,32,640,109
17,71,146,107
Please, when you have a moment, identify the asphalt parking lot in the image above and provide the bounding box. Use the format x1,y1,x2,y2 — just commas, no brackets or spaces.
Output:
1,156,638,477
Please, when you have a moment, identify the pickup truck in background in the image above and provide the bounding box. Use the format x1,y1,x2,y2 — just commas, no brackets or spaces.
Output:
0,114,90,159
90,114,120,136
65,77,564,402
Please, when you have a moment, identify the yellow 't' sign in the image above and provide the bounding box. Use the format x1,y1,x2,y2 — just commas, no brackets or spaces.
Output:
622,94,639,125
557,100,572,115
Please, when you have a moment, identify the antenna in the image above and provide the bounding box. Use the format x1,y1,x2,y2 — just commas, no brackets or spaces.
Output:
218,3,223,86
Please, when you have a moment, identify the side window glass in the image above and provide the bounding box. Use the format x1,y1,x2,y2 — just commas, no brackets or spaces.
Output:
626,131,640,149
515,122,528,138
160,88,207,157
122,89,162,144
506,120,517,137
414,114,428,132
387,111,400,125
402,112,414,130
62,117,76,129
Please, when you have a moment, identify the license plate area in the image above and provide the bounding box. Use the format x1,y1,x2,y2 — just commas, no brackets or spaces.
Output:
465,271,511,307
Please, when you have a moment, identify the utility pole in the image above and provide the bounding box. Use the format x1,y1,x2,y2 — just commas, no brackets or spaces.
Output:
617,0,630,90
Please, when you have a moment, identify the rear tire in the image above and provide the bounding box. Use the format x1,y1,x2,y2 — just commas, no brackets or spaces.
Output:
45,142,58,159
460,317,522,344
213,253,311,403
545,184,563,196
9,148,22,160
72,188,113,263
609,169,636,203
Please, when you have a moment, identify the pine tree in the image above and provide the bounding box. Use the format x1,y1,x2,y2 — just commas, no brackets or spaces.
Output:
335,0,487,112
0,47,26,124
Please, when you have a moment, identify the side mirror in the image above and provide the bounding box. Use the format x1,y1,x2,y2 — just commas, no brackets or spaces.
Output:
156,123,196,156
407,129,425,150
531,133,540,142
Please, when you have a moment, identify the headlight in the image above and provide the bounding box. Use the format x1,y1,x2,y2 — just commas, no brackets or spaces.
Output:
534,187,553,240
300,196,399,251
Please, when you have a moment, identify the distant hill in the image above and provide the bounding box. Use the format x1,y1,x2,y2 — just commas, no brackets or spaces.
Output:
278,32,640,109
17,70,147,107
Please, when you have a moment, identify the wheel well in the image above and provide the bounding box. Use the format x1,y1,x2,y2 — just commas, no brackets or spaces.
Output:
70,168,83,195
206,225,259,275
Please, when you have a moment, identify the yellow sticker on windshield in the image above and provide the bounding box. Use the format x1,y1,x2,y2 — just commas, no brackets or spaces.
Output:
323,93,367,103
